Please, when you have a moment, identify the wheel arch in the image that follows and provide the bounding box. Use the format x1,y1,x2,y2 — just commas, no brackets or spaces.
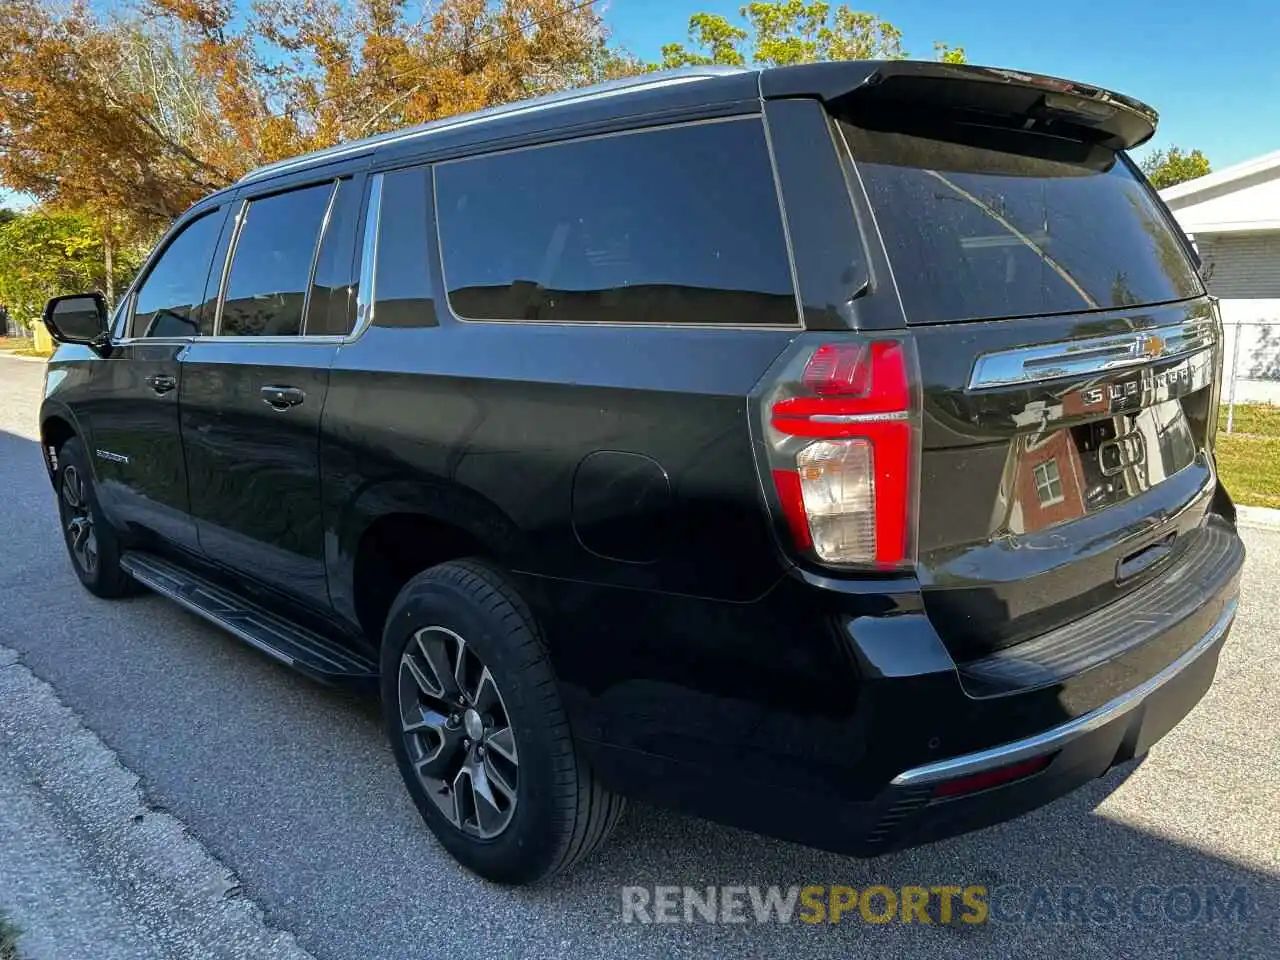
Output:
39,405,81,488
330,478,529,644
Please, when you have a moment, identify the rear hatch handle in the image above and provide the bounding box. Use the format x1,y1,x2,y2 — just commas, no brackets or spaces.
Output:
1117,533,1175,584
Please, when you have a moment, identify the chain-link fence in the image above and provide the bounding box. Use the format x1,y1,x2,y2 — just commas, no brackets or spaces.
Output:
1222,320,1280,432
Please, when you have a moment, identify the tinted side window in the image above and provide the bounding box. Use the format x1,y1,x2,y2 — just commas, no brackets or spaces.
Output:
305,178,359,336
435,118,796,325
371,167,435,328
132,211,223,338
220,182,334,337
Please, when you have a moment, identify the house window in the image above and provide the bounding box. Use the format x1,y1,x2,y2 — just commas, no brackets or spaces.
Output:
1033,459,1065,506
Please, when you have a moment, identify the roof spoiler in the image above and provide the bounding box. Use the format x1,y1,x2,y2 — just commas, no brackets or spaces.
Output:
760,61,1158,151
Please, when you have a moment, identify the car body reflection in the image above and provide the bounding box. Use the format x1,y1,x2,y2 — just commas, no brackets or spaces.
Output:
993,349,1211,535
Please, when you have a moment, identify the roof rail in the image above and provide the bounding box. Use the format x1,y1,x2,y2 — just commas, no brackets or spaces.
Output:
238,66,749,185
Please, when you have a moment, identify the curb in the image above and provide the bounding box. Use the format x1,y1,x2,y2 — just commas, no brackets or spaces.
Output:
1235,504,1280,531
0,646,317,960
0,352,49,364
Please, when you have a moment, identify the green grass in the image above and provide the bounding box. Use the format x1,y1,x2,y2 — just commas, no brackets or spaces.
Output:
1220,402,1280,438
0,911,21,960
1216,433,1280,509
1215,404,1280,508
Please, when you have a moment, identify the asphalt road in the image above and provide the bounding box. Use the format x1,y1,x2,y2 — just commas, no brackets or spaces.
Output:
0,354,1277,959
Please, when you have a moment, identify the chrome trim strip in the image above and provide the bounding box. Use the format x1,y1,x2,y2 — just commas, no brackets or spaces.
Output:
968,316,1218,390
351,173,384,338
239,71,736,185
808,411,910,424
300,180,341,334
212,199,249,336
890,597,1237,788
110,335,347,347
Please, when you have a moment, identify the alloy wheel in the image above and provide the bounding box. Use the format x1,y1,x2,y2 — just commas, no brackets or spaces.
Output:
61,466,98,577
398,626,519,839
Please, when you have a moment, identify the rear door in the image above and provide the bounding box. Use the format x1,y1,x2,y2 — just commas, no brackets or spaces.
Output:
89,205,228,551
180,174,362,605
836,109,1219,661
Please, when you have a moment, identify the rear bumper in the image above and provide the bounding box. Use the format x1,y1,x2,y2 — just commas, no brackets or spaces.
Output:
580,587,1235,857
562,515,1242,857
868,599,1234,853
893,600,1236,791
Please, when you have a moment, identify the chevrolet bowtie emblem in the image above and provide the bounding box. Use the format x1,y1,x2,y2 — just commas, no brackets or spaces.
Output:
1133,333,1165,359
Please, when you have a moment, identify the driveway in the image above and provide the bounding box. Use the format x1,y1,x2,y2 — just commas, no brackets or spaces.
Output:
0,354,1276,958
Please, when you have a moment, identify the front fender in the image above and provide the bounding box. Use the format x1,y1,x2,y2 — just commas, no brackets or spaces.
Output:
37,396,90,490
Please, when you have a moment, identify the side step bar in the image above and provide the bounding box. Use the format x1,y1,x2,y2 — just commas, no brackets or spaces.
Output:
120,551,379,690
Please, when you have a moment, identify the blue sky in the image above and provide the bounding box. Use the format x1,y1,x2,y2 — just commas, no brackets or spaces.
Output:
4,0,1276,209
608,0,1280,168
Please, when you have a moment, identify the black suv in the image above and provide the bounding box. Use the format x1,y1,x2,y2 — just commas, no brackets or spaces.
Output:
40,61,1244,884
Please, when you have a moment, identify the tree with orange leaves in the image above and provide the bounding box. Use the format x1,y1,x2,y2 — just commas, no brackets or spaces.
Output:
1,0,962,245
0,2,230,224
0,0,626,234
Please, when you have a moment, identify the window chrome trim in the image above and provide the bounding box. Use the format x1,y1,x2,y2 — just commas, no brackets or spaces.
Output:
350,173,385,339
114,180,356,347
300,180,341,335
196,335,347,345
110,334,348,347
213,180,342,340
212,199,249,337
968,314,1218,390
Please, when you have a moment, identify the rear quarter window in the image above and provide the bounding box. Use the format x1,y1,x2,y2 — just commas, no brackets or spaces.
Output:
370,167,436,328
434,117,797,327
843,121,1203,324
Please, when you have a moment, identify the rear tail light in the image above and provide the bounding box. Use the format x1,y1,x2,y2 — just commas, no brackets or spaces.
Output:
760,339,918,569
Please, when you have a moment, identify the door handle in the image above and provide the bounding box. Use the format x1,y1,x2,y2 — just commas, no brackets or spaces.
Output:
145,374,177,394
261,385,306,410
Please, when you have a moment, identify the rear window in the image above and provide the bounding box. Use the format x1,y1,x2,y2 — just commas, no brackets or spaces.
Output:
434,117,797,326
843,121,1203,324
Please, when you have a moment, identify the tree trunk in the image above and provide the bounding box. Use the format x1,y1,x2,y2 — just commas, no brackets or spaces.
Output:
103,227,114,308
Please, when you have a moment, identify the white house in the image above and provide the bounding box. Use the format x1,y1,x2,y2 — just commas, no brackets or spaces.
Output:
1160,151,1280,403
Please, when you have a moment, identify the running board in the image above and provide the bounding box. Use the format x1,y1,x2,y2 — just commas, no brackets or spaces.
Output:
120,551,379,690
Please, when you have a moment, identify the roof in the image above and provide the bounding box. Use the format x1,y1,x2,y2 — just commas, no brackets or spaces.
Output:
237,60,1159,188
240,67,749,185
1159,148,1280,204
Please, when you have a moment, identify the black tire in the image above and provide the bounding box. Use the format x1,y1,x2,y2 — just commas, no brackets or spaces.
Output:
381,559,625,884
54,437,133,598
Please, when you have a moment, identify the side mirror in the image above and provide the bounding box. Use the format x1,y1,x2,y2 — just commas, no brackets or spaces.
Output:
43,293,110,354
